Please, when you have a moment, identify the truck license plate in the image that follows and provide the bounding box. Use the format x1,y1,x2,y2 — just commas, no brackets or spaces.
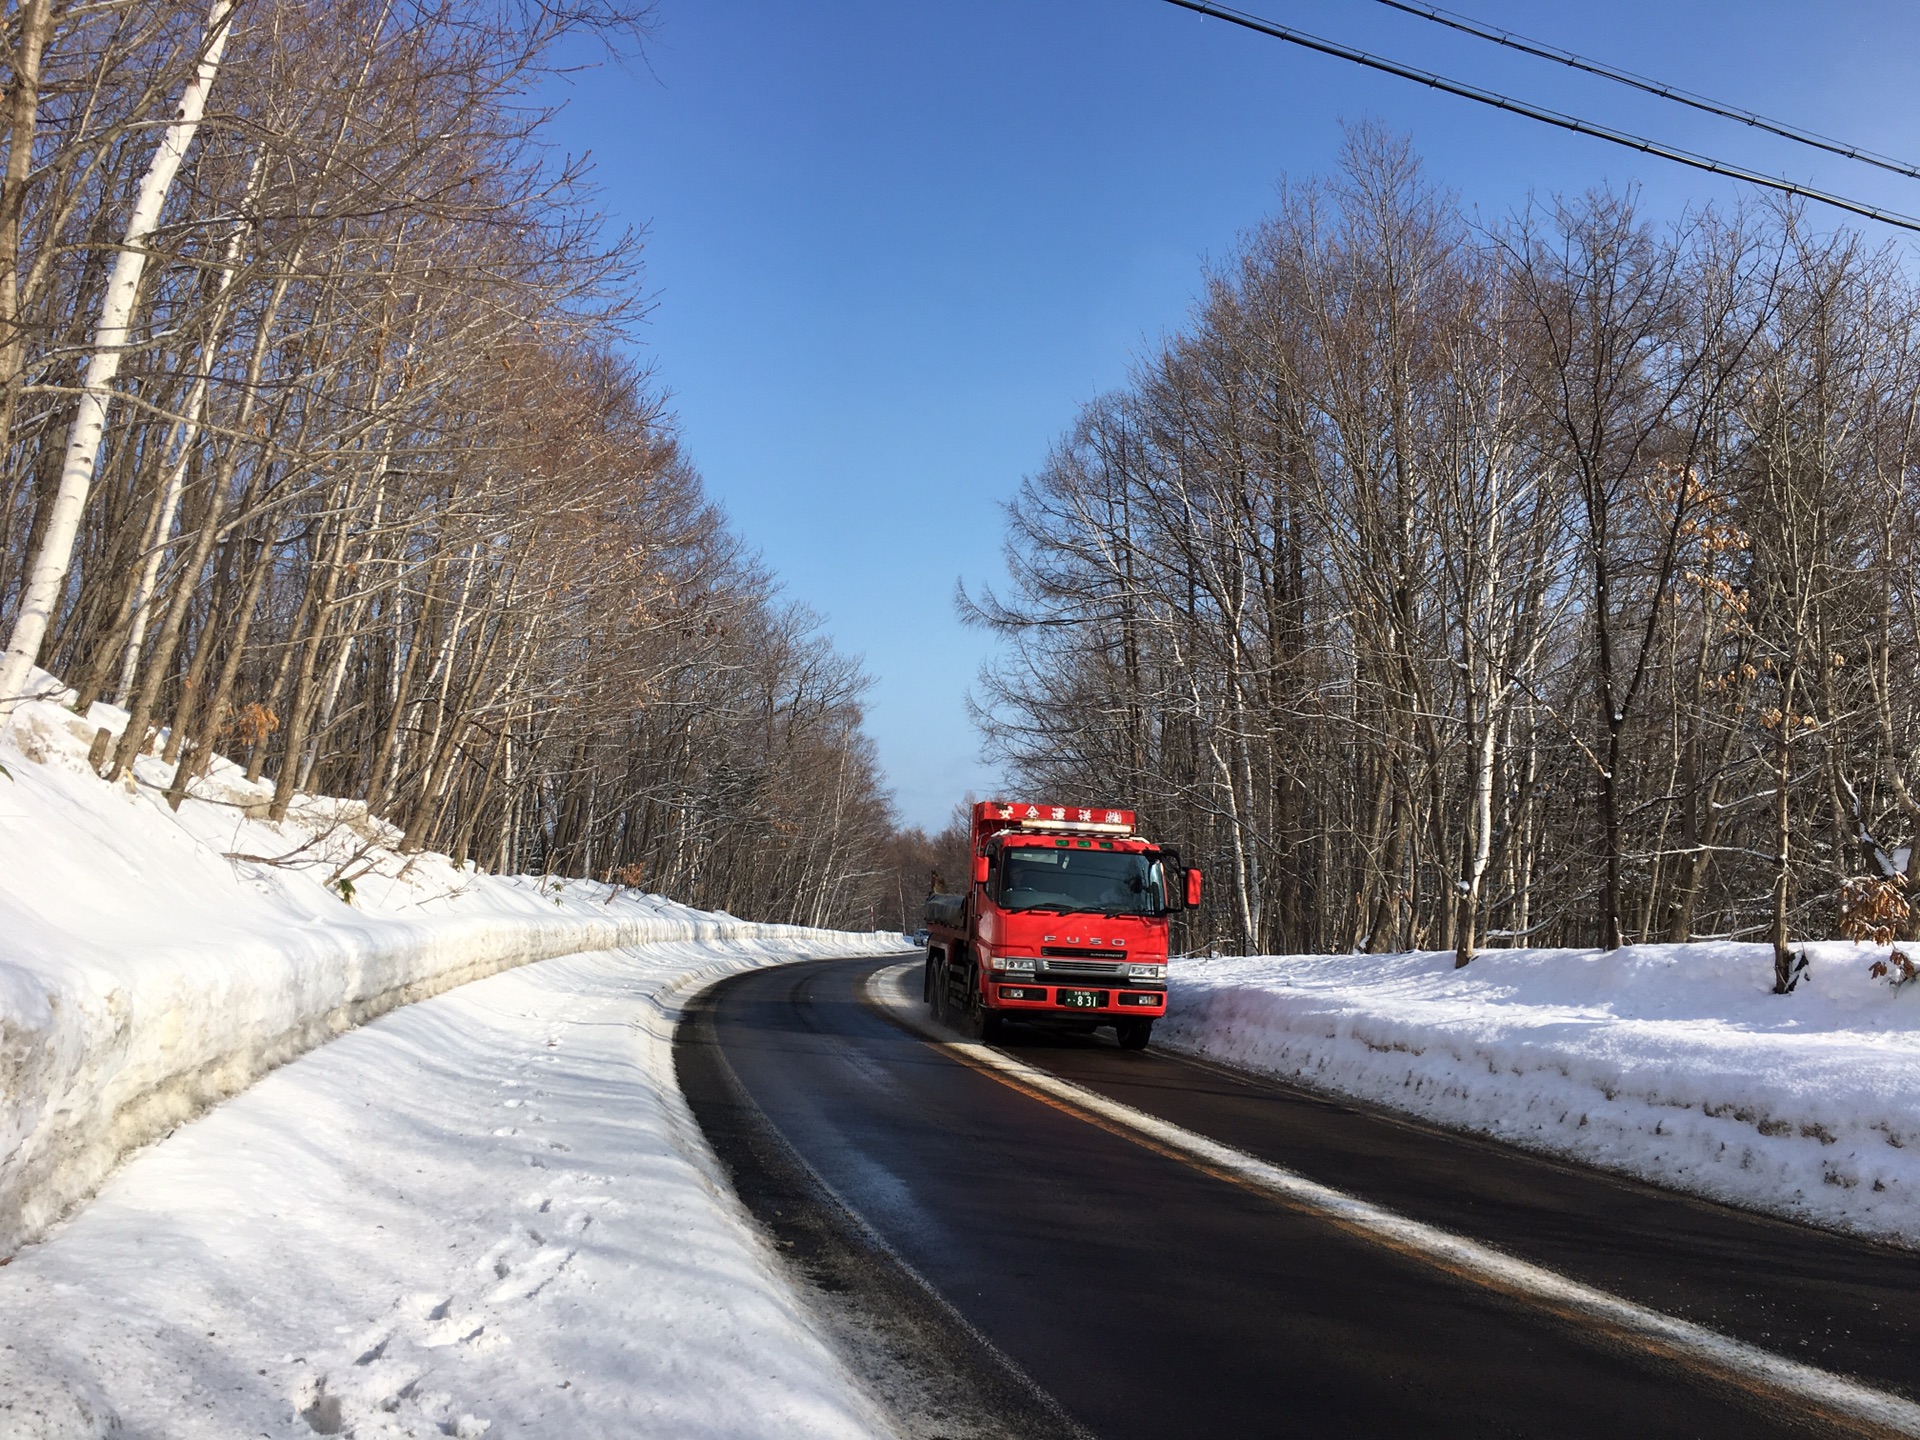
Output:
1056,988,1104,1008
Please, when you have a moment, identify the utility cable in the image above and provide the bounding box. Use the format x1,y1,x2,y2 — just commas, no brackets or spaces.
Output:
1372,0,1920,184
1160,0,1920,235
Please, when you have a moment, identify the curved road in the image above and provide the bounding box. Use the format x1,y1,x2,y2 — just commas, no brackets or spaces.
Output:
676,955,1920,1439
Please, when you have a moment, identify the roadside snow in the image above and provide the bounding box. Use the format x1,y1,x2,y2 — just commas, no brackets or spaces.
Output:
0,668,903,1437
0,672,885,1256
1160,943,1920,1247
0,935,899,1440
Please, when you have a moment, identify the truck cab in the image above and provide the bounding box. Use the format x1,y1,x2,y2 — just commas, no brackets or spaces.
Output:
922,802,1201,1050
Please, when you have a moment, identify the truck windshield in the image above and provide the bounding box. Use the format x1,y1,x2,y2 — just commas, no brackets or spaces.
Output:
998,847,1159,916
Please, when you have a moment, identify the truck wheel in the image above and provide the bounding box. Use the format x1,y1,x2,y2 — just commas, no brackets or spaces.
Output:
1115,1019,1153,1051
922,950,936,1004
962,992,1003,1044
949,955,979,1026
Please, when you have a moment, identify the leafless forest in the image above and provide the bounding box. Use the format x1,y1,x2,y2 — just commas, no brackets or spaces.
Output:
0,0,917,930
973,129,1920,984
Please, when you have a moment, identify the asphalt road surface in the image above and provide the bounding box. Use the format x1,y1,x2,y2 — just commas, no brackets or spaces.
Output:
676,956,1920,1439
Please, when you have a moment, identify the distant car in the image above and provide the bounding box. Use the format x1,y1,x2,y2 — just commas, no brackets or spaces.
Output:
909,928,929,948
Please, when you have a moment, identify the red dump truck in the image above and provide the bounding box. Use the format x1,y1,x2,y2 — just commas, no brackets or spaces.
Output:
922,801,1202,1050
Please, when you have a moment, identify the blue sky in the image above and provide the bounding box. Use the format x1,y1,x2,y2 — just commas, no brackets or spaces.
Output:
534,0,1920,831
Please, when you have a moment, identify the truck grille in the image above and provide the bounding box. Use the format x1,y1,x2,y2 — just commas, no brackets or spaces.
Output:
1041,946,1127,961
1040,959,1127,978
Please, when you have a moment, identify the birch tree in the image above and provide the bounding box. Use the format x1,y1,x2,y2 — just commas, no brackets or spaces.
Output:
0,0,234,716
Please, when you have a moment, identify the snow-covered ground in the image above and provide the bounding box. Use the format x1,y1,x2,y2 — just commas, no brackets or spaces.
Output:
1160,942,1920,1247
0,671,884,1256
0,937,897,1440
0,671,904,1436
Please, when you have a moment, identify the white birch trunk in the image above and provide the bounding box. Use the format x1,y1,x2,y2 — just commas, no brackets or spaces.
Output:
0,0,236,719
112,154,259,706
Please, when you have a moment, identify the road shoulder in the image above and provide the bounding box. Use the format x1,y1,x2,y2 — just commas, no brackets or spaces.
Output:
677,963,1095,1440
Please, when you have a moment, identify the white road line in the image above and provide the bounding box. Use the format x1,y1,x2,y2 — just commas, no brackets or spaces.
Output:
865,961,1920,1438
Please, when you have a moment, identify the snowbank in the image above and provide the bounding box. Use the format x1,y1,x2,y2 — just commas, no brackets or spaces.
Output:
0,674,897,1256
0,935,899,1439
1159,943,1920,1246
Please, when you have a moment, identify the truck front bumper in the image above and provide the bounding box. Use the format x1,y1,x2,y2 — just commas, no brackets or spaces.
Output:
990,983,1165,1016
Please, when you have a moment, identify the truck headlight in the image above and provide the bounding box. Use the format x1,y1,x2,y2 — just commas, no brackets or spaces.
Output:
1127,963,1168,980
989,956,1037,973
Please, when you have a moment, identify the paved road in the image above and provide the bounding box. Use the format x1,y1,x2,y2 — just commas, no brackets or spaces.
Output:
678,956,1920,1439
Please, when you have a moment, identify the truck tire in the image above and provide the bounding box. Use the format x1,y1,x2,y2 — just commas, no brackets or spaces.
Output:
1115,1018,1153,1051
943,952,974,1027
922,949,936,1004
963,990,1003,1045
977,1001,1004,1044
930,957,949,1021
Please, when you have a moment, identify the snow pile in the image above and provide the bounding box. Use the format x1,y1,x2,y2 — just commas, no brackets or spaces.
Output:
0,937,897,1439
0,674,897,1256
1160,943,1920,1245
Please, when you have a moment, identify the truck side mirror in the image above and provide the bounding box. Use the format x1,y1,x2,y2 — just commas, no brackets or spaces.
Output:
972,855,990,885
1185,867,1204,908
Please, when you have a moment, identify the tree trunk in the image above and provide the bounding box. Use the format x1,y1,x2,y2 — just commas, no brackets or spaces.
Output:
0,0,55,464
0,0,236,718
269,507,355,821
112,158,259,707
166,532,273,808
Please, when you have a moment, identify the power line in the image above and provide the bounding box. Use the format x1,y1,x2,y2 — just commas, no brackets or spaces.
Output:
1373,0,1920,184
1160,0,1920,236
